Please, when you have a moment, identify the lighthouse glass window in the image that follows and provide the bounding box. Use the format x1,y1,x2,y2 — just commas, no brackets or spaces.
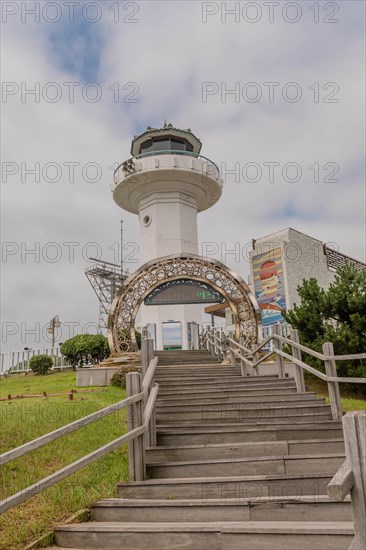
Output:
140,137,194,155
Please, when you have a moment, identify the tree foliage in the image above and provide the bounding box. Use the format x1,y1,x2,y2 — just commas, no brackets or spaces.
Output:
29,354,53,375
60,334,110,368
283,264,366,386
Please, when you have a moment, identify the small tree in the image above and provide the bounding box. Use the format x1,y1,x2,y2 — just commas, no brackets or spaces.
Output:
283,263,366,395
60,334,110,368
29,354,53,375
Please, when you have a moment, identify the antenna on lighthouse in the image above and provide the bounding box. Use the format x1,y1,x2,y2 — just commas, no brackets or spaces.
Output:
120,219,124,274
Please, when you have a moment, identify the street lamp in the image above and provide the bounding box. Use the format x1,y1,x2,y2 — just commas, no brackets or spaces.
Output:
48,316,61,363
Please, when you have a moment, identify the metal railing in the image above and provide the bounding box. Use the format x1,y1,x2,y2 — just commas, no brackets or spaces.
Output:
0,348,71,374
0,337,159,515
113,150,220,184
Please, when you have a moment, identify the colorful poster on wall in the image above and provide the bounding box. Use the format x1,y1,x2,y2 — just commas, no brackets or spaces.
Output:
252,248,286,326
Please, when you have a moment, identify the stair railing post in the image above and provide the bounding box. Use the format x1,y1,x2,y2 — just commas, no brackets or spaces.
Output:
229,334,236,367
323,342,342,422
215,329,222,361
126,372,145,481
289,328,306,393
147,337,156,447
272,324,285,378
239,336,246,376
209,327,214,357
220,328,226,358
343,411,366,550
248,343,257,377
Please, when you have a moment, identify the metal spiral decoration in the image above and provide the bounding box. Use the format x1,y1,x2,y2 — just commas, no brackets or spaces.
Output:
108,254,260,353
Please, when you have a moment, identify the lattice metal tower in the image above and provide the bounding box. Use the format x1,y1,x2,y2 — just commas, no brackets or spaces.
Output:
85,259,128,333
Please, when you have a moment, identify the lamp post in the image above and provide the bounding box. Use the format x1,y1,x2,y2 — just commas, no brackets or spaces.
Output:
48,316,61,364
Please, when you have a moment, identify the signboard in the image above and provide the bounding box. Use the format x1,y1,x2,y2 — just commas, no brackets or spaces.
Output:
252,248,286,326
144,279,224,306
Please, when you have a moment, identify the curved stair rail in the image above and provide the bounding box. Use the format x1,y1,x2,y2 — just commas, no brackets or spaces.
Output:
0,336,159,515
328,411,366,550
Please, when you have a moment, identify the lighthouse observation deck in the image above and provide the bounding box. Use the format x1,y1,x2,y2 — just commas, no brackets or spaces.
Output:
113,149,222,214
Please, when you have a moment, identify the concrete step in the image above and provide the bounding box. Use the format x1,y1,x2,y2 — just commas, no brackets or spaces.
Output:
158,390,299,403
147,453,344,479
156,373,295,387
91,496,352,523
157,412,333,427
157,422,344,445
156,377,293,387
146,439,345,462
54,521,354,549
158,383,298,397
156,403,332,422
156,395,324,408
117,472,337,500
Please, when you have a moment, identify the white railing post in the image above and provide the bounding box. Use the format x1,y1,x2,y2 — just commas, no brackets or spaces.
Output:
250,343,258,376
323,342,342,422
344,411,366,550
215,329,222,361
290,328,306,393
126,372,145,481
229,335,236,367
272,324,285,378
239,337,246,376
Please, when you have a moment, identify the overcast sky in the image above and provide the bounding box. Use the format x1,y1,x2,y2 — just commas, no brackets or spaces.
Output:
1,0,365,353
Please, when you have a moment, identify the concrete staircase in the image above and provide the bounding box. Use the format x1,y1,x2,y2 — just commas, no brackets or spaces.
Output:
50,362,354,549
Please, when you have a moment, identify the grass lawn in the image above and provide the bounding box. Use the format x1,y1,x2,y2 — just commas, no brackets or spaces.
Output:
304,375,366,413
0,371,128,550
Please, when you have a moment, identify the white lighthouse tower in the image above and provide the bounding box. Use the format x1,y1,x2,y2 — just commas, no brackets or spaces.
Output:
112,124,222,350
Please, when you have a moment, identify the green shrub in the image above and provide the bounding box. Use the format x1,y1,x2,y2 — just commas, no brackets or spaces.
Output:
111,366,140,389
29,354,53,375
60,334,110,368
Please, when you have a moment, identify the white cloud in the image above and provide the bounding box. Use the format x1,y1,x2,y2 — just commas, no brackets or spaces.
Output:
1,0,365,352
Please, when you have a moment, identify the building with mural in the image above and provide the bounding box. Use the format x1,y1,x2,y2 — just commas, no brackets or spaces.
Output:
248,227,366,327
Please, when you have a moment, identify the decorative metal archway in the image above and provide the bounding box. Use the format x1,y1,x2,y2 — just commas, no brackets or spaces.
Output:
108,254,261,353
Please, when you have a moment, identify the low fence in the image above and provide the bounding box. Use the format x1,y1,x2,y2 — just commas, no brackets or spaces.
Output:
0,336,158,515
0,348,70,374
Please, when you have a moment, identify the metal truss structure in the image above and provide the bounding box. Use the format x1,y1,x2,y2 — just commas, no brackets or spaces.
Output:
85,259,128,332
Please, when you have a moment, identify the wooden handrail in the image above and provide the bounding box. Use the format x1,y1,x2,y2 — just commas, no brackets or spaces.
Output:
276,348,366,384
227,337,252,356
0,392,144,466
0,425,145,515
0,341,161,515
327,411,366,549
142,357,158,396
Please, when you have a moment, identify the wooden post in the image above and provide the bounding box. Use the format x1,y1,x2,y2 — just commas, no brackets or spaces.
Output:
289,328,306,393
147,338,156,447
209,327,214,356
229,336,236,367
272,324,285,378
250,343,257,377
215,329,222,361
323,342,342,422
126,372,145,481
343,411,366,550
141,337,149,380
239,337,246,376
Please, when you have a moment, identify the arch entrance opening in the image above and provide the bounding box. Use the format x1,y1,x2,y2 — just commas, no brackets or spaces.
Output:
108,254,260,353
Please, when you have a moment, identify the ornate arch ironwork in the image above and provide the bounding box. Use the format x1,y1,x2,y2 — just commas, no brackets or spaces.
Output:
108,254,261,353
